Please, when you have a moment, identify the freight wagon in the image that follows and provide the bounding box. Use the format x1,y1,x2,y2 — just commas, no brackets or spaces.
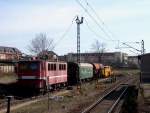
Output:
92,63,104,79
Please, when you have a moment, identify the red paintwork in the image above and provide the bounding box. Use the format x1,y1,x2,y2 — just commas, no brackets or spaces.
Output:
17,60,67,89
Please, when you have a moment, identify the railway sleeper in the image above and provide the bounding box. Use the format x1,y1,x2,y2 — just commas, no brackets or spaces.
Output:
120,85,138,113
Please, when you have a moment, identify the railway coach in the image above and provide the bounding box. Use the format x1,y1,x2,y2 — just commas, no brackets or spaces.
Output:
17,60,67,92
139,53,150,102
67,62,93,85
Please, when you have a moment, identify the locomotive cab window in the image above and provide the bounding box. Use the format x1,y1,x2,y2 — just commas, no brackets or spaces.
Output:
30,63,38,70
19,62,39,71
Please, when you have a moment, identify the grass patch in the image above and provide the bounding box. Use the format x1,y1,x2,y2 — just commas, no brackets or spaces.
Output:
114,69,140,77
0,72,17,84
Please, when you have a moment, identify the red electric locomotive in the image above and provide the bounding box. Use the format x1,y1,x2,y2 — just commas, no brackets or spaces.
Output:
17,60,67,92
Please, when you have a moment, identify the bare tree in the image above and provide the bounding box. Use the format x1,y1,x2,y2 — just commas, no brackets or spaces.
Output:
91,39,106,62
28,33,54,55
91,39,106,53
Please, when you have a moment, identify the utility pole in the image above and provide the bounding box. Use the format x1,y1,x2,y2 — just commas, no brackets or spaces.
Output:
76,16,84,63
120,40,145,55
75,16,83,93
141,40,145,54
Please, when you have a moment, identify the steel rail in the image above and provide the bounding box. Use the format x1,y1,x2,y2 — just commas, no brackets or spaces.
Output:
81,83,127,113
107,85,128,113
81,77,136,113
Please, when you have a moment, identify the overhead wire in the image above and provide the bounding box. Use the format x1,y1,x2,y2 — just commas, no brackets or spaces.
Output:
85,0,118,41
84,0,140,53
76,0,142,55
76,0,121,51
53,15,77,49
75,0,114,41
84,18,109,41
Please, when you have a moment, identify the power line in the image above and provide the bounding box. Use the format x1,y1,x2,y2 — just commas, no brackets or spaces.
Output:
85,0,118,40
129,50,140,55
75,0,114,41
53,15,77,49
76,0,143,55
84,19,109,41
84,18,121,52
122,42,141,53
83,0,137,52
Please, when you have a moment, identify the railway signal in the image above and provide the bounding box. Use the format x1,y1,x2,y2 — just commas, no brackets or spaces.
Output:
75,16,84,63
75,16,84,93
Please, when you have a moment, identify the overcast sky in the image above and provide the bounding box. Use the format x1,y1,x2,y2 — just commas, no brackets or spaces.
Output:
0,0,150,55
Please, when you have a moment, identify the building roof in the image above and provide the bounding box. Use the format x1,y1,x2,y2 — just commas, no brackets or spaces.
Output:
38,50,58,56
0,46,22,54
67,52,127,56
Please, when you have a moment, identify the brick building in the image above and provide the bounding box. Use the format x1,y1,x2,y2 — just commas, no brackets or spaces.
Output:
0,46,22,73
59,52,128,67
0,46,22,60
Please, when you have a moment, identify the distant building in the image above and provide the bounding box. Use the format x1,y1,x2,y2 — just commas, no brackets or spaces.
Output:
0,46,22,60
59,52,128,67
0,46,22,73
128,56,139,68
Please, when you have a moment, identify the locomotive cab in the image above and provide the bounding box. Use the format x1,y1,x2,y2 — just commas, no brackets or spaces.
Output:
17,60,46,91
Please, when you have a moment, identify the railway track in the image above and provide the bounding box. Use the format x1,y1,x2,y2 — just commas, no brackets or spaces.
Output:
81,77,137,113
81,84,128,113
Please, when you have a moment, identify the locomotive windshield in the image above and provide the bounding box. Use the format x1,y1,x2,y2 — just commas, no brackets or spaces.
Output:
19,62,39,71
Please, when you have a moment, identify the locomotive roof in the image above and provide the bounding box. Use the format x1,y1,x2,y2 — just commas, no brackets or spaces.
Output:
68,62,93,67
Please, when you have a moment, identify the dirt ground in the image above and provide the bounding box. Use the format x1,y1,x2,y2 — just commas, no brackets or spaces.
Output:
1,69,140,113
137,90,150,113
10,81,108,113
